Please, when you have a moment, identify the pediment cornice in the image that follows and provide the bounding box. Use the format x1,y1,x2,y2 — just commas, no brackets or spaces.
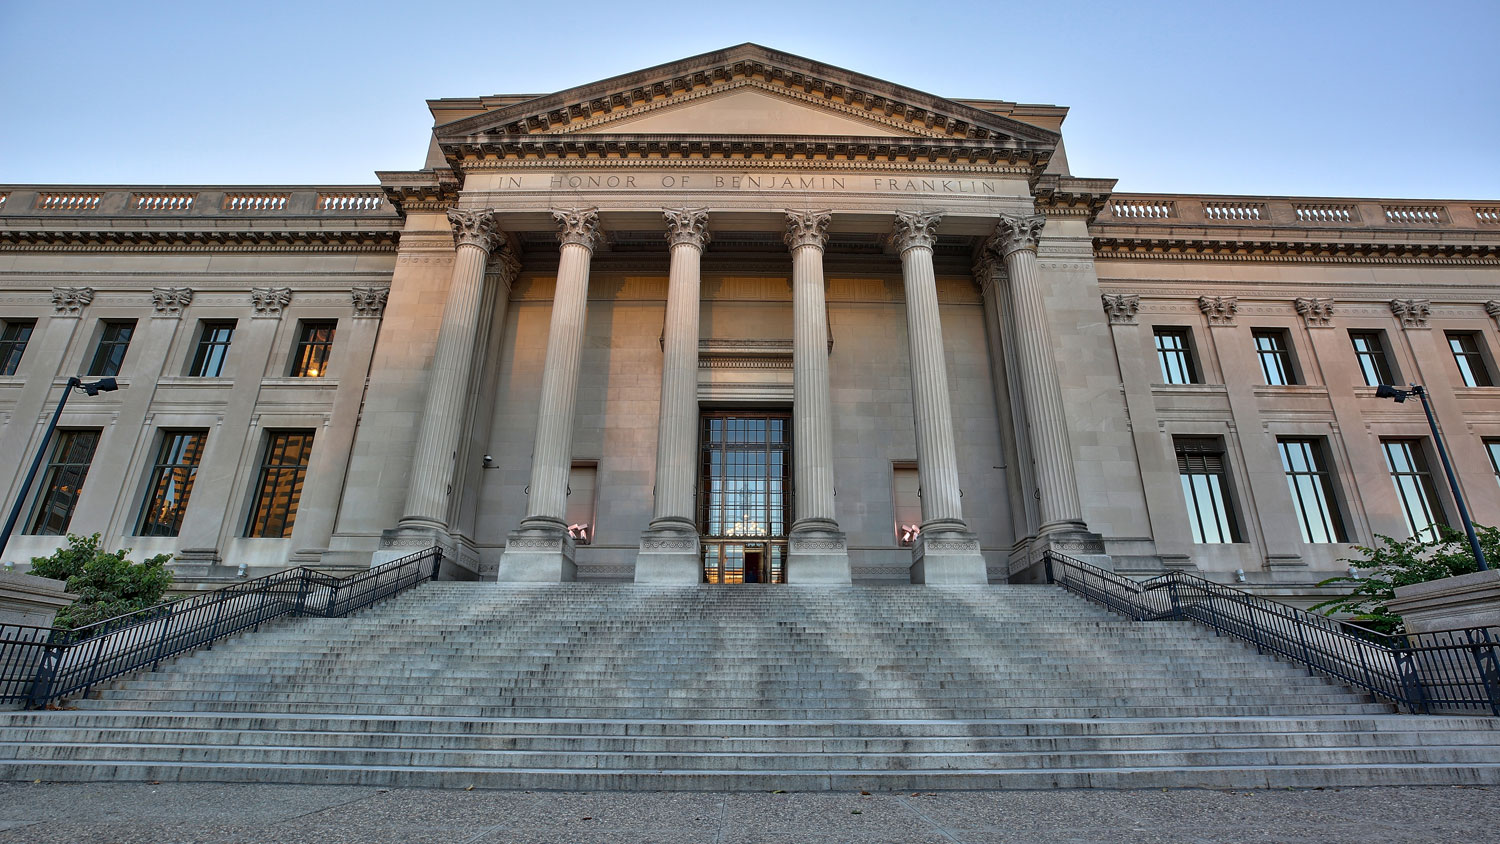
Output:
434,44,1059,162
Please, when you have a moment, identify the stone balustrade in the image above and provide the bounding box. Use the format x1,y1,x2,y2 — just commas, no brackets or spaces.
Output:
0,186,391,217
1099,194,1498,230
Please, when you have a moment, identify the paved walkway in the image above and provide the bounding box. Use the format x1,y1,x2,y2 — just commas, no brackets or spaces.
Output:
0,782,1493,843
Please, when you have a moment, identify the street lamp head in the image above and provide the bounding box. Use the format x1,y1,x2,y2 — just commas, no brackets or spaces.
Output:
81,377,118,396
1375,384,1406,402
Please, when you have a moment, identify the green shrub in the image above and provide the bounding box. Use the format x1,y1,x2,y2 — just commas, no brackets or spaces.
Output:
1313,525,1500,635
30,534,173,631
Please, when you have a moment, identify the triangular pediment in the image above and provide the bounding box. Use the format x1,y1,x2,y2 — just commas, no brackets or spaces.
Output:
436,44,1059,149
568,83,917,137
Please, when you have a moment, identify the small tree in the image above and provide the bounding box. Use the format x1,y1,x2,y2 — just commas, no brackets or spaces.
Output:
1313,525,1500,635
29,534,173,631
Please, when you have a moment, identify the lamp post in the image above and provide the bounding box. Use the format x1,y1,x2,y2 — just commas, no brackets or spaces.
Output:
1376,383,1489,571
0,376,119,559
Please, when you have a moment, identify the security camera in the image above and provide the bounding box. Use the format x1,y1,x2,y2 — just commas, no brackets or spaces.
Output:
482,454,495,467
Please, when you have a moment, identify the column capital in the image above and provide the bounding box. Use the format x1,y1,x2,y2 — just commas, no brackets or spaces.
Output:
1390,298,1431,329
552,207,602,250
492,243,522,290
891,210,943,254
988,213,1047,257
784,210,831,251
50,286,94,317
1101,293,1140,325
663,207,711,250
151,287,194,318
351,286,390,319
447,207,500,253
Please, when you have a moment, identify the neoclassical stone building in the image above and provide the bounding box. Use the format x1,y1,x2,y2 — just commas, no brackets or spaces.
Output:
1,44,1497,598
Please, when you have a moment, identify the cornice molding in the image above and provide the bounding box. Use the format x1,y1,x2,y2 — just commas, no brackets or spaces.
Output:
1093,237,1500,266
0,229,398,253
459,157,1033,176
891,210,942,254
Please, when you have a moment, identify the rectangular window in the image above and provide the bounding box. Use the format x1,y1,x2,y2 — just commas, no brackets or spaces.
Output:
26,430,101,536
87,320,135,377
188,321,235,377
1447,332,1494,387
245,431,315,538
1253,329,1298,385
1486,439,1500,488
1176,438,1240,543
1154,327,1200,384
289,321,335,377
1277,438,1347,543
1350,331,1396,387
1381,438,1446,542
0,320,36,376
136,431,208,536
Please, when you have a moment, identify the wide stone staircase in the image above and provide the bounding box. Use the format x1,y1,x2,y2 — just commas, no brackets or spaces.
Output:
3,582,1500,789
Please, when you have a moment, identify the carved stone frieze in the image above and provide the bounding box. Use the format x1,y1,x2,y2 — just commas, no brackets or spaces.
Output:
1294,297,1335,327
151,287,193,317
447,207,500,253
552,207,601,250
783,210,831,251
51,287,94,316
891,210,943,253
251,287,292,318
1198,295,1238,326
990,213,1046,257
1390,298,1431,329
663,207,711,250
1101,293,1140,325
350,286,390,319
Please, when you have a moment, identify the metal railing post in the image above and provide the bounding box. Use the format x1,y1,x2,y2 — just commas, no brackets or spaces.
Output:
26,645,60,708
294,571,311,617
1397,646,1430,714
432,547,444,581
1472,628,1500,717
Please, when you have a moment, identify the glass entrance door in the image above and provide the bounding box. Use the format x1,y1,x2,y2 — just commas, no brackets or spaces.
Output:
699,412,791,583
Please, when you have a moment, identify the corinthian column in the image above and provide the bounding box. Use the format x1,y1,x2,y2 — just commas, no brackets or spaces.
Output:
783,210,851,584
399,208,510,533
497,207,601,582
892,211,987,583
637,208,710,583
987,213,1088,536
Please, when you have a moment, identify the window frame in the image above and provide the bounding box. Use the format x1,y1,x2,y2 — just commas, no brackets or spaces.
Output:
1252,328,1299,386
288,320,336,378
1349,330,1397,387
0,319,36,376
1276,437,1347,543
1174,437,1242,544
135,430,209,537
244,430,316,538
187,320,236,377
1446,331,1494,387
1380,438,1447,542
1154,326,1201,385
87,319,136,378
1485,438,1500,488
26,429,101,536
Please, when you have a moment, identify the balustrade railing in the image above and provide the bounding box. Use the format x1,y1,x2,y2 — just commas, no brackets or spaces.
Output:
0,546,441,708
1044,550,1500,715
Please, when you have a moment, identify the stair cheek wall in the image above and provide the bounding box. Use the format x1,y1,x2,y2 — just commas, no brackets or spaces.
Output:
3,583,1500,789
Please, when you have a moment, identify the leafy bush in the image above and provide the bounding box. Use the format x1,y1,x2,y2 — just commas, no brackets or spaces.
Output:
1313,525,1500,635
29,534,173,631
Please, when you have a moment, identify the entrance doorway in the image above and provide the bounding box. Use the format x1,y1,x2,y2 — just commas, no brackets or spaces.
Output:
699,412,791,583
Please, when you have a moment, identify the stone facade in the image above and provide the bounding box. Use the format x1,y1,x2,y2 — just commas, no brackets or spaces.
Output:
0,44,1496,600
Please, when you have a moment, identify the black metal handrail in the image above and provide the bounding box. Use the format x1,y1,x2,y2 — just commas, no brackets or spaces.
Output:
0,546,442,708
1044,549,1500,715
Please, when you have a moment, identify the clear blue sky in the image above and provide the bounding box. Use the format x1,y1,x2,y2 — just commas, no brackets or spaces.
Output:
1,0,1496,199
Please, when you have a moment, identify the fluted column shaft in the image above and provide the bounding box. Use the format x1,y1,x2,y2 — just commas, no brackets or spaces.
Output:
521,209,600,528
400,208,502,530
893,212,965,528
992,213,1085,532
786,212,838,528
650,210,709,529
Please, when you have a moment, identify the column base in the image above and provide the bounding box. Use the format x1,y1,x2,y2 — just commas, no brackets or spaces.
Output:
909,528,988,584
373,527,479,580
497,524,577,583
787,523,851,584
1009,528,1112,583
635,525,701,584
